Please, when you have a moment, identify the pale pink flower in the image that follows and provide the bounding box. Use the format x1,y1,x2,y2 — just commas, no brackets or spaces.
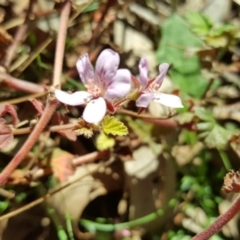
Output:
136,58,183,108
55,49,131,123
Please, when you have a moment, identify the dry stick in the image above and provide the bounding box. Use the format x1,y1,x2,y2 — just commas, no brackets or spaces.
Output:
72,151,109,166
5,0,34,68
0,160,112,221
192,195,240,240
12,36,53,74
0,1,72,186
0,92,47,106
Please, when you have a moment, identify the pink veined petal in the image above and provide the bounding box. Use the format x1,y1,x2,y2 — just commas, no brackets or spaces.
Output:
55,89,91,106
104,69,131,99
153,93,183,108
95,49,120,85
135,92,154,108
76,53,95,85
82,97,107,123
138,57,148,89
153,63,169,87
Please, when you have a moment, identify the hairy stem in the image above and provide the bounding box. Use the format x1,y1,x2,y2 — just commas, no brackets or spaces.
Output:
52,0,71,87
12,123,76,135
0,72,45,93
192,195,240,240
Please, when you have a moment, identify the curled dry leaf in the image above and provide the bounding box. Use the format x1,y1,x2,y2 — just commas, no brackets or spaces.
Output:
0,105,19,125
51,112,77,141
29,98,44,116
74,118,94,138
222,170,240,193
50,148,75,183
0,118,13,149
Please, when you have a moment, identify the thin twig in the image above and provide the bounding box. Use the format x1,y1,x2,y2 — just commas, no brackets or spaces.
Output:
72,151,110,166
0,92,47,106
192,195,240,240
5,0,34,68
119,109,176,119
0,188,15,199
0,160,113,221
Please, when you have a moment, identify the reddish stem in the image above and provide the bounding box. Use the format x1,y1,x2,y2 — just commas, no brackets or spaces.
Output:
0,100,58,185
0,72,44,93
12,123,76,135
192,195,240,240
72,151,110,166
52,0,71,87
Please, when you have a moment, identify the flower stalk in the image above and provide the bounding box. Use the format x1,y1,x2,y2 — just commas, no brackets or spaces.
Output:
192,195,240,240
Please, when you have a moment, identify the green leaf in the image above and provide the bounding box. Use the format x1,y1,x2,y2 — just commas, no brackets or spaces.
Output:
204,124,231,148
210,24,236,37
169,70,209,98
176,112,195,125
195,108,215,122
156,14,209,98
0,200,9,214
186,12,212,36
96,132,115,150
101,116,128,136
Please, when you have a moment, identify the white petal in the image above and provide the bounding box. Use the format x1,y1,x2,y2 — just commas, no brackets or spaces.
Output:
55,89,91,106
153,93,183,108
82,97,107,123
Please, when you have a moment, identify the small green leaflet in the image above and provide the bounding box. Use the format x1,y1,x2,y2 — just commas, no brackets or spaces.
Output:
101,116,128,136
96,132,115,150
195,108,232,148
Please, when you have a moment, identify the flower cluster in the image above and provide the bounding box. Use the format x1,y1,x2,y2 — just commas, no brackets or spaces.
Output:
55,49,183,123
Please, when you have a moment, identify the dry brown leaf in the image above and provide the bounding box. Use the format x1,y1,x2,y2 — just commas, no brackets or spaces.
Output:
29,98,44,116
0,118,13,149
0,104,19,125
49,164,105,239
51,112,77,141
50,148,75,183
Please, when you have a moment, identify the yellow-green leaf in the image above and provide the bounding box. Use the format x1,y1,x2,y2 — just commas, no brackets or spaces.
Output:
101,116,128,136
96,132,115,150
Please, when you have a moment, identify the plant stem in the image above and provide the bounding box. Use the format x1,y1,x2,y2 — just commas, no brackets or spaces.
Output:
0,100,57,185
11,123,76,135
0,0,71,186
52,0,71,88
192,195,240,240
0,72,45,93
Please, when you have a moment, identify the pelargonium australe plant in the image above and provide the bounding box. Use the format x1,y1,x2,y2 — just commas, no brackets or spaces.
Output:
54,49,183,125
55,49,131,123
